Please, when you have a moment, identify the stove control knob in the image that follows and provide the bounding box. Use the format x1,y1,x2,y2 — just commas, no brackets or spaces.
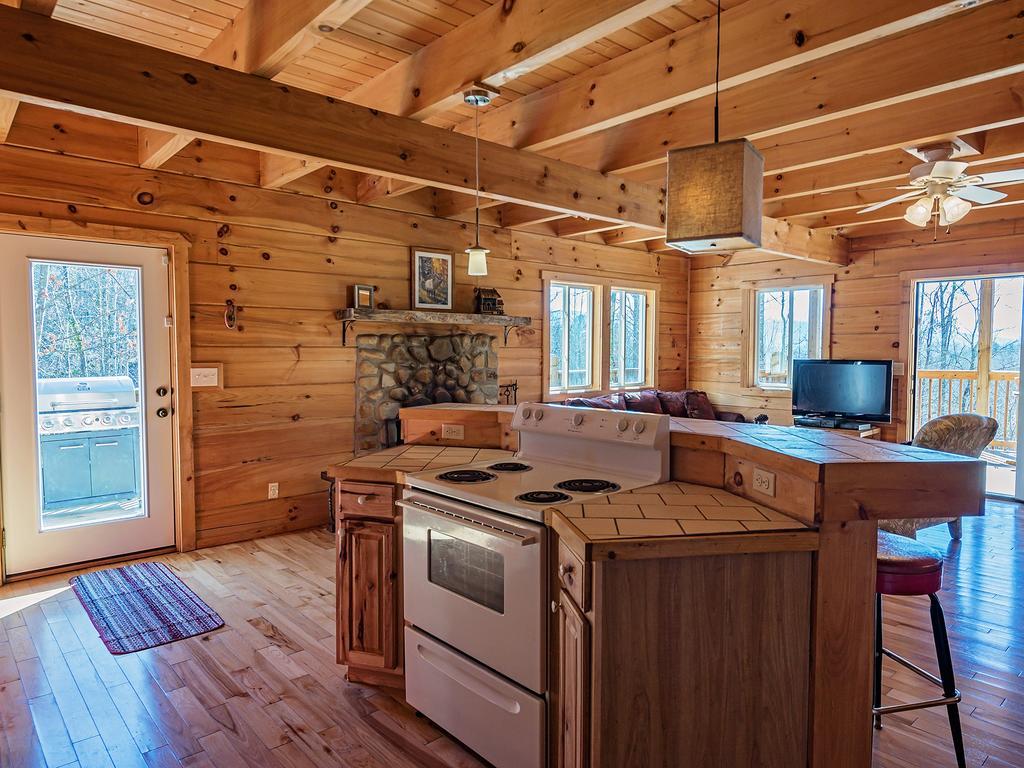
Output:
571,413,584,427
101,415,114,425
61,417,74,428
617,418,629,432
118,414,131,424
522,407,533,420
534,409,544,421
41,419,54,430
82,415,94,426
633,421,647,434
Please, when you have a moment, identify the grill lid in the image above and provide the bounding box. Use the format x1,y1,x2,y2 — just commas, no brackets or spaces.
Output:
37,376,138,413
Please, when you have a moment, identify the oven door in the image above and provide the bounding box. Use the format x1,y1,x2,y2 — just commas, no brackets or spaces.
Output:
399,489,546,693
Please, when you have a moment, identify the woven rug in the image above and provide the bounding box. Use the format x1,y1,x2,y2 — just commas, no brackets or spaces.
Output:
70,561,224,654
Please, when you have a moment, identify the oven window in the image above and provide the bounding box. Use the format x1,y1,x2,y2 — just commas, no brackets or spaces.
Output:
428,530,505,614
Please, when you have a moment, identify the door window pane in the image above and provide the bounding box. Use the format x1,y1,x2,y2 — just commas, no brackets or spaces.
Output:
755,287,824,388
549,282,596,393
610,288,649,388
428,530,505,613
32,261,146,530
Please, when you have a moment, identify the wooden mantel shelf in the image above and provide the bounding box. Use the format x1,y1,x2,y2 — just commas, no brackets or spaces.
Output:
335,307,532,345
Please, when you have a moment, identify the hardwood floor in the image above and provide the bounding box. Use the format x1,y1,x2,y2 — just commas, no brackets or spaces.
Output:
0,500,1020,768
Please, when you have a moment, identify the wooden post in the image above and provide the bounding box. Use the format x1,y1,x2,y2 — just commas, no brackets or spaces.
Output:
977,278,994,417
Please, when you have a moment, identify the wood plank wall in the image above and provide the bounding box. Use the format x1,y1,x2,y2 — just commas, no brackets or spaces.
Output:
689,219,1024,441
0,106,687,548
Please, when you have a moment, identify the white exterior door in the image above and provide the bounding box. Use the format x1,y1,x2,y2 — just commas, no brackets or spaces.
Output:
0,234,175,575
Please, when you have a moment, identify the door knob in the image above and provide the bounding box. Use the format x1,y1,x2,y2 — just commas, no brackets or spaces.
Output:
156,407,169,418
156,386,169,397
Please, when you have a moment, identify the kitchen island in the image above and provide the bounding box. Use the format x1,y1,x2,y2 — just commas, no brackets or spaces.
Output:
328,406,985,768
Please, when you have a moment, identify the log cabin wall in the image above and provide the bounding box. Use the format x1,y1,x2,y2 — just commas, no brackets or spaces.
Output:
688,219,1024,441
0,106,687,549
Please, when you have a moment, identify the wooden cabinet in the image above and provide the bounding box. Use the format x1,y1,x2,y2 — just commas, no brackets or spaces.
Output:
557,589,590,768
335,479,403,688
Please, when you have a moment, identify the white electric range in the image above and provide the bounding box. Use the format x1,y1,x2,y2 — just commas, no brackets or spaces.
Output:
398,403,671,768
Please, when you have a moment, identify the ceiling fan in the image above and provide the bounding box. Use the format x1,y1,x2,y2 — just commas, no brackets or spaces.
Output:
857,142,1024,227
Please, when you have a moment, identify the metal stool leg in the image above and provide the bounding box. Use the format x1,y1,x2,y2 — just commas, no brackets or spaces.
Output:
929,594,967,768
873,593,883,730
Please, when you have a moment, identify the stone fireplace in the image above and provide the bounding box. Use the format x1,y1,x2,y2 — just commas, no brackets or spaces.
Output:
355,332,499,452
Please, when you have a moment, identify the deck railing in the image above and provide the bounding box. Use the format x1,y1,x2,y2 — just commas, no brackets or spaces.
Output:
916,369,1019,451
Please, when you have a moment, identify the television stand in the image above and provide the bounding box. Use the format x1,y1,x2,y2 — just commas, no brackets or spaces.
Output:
793,421,881,440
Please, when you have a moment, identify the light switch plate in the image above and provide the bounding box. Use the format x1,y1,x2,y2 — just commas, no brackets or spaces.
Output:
190,365,222,389
892,362,905,376
441,424,465,440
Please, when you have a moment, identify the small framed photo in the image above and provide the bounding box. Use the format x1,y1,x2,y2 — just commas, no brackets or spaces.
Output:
411,248,453,310
351,284,375,309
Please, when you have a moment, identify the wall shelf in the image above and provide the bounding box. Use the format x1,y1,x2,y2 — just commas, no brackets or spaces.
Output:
335,308,532,346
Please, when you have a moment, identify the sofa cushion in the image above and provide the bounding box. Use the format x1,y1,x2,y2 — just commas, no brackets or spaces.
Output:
656,390,689,418
622,390,665,414
563,393,625,410
683,390,718,421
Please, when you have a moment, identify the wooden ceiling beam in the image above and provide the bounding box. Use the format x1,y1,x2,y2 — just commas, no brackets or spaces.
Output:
0,7,665,229
494,204,566,229
16,0,56,15
0,95,17,142
350,0,679,205
556,218,623,238
141,0,371,171
550,1,1024,175
260,154,328,189
345,0,680,121
603,226,664,246
473,0,983,154
204,0,373,77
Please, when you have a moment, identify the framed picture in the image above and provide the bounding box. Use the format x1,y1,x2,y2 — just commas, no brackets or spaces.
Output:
351,283,375,309
411,249,453,310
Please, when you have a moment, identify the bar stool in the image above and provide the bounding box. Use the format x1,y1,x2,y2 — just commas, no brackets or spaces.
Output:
874,531,966,768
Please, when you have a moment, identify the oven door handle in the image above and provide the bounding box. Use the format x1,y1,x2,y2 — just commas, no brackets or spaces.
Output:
397,499,540,547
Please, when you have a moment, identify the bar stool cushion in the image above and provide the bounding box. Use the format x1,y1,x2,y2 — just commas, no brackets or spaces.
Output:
877,531,943,596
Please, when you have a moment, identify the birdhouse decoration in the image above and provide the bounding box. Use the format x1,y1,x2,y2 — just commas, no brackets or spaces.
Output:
474,287,504,315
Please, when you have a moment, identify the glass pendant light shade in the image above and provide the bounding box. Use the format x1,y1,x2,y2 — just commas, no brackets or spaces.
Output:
466,245,489,276
904,197,934,228
940,194,972,224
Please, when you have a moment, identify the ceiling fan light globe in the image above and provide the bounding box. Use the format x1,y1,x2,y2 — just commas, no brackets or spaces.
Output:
904,198,933,228
940,194,972,224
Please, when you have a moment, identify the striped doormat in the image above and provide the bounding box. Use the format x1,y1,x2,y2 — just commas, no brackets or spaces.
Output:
70,561,224,654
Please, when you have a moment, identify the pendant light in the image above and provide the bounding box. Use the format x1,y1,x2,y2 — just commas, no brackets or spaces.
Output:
665,0,763,253
464,88,491,276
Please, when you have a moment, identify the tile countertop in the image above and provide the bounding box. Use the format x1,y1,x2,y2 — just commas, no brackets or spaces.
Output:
327,444,514,484
550,481,811,541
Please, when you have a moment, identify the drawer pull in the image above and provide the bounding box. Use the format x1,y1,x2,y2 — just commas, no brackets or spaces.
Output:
95,441,119,447
356,494,377,505
558,563,575,579
59,444,85,450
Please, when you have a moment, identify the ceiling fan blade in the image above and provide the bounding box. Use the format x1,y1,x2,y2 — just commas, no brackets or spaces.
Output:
857,190,923,214
930,160,970,179
952,185,1007,204
973,169,1024,185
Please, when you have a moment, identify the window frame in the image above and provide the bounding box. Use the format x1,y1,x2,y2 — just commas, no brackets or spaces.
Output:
543,271,658,402
741,275,833,392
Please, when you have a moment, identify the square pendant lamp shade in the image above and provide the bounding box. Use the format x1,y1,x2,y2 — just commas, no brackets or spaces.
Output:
666,138,765,253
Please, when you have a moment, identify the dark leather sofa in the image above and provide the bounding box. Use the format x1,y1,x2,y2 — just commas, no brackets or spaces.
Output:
562,389,745,422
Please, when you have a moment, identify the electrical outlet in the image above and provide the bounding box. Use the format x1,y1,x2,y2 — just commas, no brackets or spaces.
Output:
752,468,776,497
441,424,465,440
267,482,279,499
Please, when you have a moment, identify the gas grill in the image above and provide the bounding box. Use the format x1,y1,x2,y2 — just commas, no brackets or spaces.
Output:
36,377,142,512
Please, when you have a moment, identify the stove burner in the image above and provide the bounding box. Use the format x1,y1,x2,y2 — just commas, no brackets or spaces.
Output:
555,478,622,494
516,490,572,505
436,469,497,484
488,462,532,473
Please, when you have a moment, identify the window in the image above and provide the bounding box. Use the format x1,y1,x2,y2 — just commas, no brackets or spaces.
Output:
610,287,649,388
751,284,827,388
548,281,599,393
545,273,658,399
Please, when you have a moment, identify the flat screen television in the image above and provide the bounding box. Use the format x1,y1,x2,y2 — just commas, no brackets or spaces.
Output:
791,359,893,423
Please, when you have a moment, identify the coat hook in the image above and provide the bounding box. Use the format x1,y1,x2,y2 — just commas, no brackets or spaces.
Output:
224,300,238,330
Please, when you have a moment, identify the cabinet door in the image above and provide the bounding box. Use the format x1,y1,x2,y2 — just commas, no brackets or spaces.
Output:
40,437,92,506
90,430,139,497
558,590,591,768
338,519,398,670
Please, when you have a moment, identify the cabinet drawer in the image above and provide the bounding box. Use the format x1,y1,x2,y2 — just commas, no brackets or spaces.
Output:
557,539,589,612
339,482,395,519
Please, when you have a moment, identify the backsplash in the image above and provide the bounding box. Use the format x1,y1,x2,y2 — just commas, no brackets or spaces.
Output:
355,333,499,453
